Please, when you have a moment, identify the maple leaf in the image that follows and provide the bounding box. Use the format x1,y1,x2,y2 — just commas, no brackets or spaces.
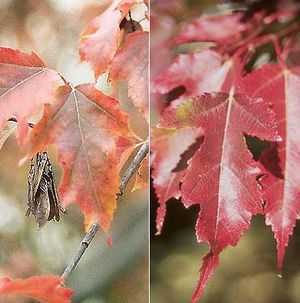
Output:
110,31,149,119
152,50,233,99
0,275,73,303
174,12,248,46
0,47,64,145
79,0,138,77
237,62,300,270
27,84,135,231
152,92,280,301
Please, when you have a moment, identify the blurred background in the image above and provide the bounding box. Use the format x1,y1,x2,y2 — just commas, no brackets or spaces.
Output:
0,1,148,302
150,1,300,303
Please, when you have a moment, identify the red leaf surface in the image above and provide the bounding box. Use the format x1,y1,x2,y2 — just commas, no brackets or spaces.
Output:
0,275,73,303
79,0,137,77
237,63,300,270
152,50,232,98
110,31,149,118
28,84,135,230
152,92,279,301
174,13,248,45
0,48,64,144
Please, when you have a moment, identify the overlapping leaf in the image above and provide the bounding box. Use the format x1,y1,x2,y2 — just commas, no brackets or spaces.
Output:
152,92,279,302
79,0,138,77
0,48,64,144
0,275,73,303
152,50,232,98
110,31,149,118
27,84,135,230
174,12,248,46
237,63,300,270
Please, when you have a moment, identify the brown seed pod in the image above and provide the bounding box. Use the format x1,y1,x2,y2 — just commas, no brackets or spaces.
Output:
26,152,65,228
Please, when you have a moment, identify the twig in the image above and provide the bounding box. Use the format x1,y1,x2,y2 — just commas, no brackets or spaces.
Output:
119,140,149,196
61,223,99,280
61,140,149,281
223,20,300,56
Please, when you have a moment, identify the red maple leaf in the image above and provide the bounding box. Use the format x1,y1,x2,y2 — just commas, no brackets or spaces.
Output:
0,275,73,303
0,48,64,144
110,31,149,119
79,0,138,77
237,62,300,270
27,84,135,230
152,91,280,301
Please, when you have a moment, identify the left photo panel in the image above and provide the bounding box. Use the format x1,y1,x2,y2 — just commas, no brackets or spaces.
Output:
0,1,149,303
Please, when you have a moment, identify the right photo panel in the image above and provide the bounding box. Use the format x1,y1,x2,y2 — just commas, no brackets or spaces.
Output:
150,1,300,303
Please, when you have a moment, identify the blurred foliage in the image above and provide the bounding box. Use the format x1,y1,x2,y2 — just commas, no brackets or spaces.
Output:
0,1,148,302
151,0,300,302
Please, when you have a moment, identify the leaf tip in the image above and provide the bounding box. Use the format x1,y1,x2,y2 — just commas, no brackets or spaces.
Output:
191,253,219,303
156,204,166,235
